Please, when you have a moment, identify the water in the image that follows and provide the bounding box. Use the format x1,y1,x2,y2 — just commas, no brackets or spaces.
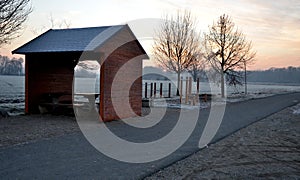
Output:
1,75,300,114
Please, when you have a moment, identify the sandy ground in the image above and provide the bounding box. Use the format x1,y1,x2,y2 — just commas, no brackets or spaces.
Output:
0,103,299,179
146,103,300,179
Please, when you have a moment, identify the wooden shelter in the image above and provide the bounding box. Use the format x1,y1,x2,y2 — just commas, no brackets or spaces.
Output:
13,25,148,121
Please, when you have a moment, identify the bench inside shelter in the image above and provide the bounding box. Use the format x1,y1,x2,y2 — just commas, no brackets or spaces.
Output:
38,92,74,115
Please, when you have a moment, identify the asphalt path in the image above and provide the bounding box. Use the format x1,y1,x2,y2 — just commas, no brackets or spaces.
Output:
0,92,299,179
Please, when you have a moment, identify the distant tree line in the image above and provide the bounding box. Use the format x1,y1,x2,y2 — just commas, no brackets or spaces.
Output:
143,66,300,85
247,67,300,84
0,55,24,75
191,67,300,85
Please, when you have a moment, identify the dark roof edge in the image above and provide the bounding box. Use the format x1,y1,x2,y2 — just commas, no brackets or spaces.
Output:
12,29,53,54
12,25,126,55
124,24,149,60
50,25,121,31
91,25,125,52
15,50,94,54
12,24,149,59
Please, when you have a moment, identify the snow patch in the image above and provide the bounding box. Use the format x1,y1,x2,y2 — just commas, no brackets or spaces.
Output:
292,103,300,115
290,100,300,115
293,109,300,115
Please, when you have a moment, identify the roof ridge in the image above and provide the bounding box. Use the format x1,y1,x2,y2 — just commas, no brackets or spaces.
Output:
51,24,125,31
12,24,149,55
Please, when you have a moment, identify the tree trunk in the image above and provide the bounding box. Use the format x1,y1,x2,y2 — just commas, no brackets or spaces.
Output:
221,71,225,98
192,71,197,82
177,71,180,96
244,62,247,95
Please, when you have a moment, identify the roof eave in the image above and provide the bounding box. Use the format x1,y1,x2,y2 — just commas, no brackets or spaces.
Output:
12,29,53,55
124,24,150,60
12,50,97,55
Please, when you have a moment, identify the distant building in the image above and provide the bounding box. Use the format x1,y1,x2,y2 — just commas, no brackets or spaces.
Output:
13,25,148,121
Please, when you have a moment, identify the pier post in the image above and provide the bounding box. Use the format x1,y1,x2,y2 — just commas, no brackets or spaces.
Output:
168,83,171,98
180,77,183,103
154,83,157,98
150,83,153,98
160,83,163,98
196,78,200,94
185,77,188,104
145,82,147,98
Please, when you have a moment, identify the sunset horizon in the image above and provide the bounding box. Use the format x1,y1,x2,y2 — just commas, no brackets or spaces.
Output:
0,0,299,70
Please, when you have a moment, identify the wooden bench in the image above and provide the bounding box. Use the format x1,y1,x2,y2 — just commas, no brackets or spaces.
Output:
199,94,213,102
39,93,75,115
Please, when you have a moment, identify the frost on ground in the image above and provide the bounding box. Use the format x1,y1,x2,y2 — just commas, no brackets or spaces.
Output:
146,103,300,179
0,115,79,148
292,103,300,115
150,90,295,110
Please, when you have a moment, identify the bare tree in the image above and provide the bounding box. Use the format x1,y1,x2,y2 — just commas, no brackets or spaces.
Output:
203,14,255,97
153,10,202,96
31,13,72,35
188,53,206,82
0,0,32,45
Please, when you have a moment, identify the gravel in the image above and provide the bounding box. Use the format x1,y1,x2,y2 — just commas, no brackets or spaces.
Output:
0,114,79,148
0,107,159,148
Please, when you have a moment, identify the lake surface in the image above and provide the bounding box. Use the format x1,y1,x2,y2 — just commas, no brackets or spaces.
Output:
1,75,300,114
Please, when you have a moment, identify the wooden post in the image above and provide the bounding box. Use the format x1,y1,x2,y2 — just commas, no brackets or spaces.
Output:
145,82,148,98
189,77,192,105
168,83,171,98
160,83,163,98
196,78,200,94
189,77,192,95
185,77,188,104
180,77,183,103
154,83,157,98
150,83,153,98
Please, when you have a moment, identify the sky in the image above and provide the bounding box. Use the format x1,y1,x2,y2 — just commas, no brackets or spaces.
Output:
0,0,299,70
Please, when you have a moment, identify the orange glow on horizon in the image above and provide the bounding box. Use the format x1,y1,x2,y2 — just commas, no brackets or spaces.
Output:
1,0,299,71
